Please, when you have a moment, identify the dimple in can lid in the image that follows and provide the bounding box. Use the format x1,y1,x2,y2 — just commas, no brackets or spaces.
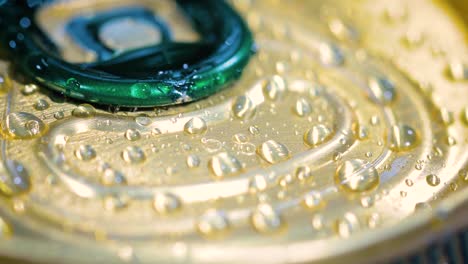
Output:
0,0,467,263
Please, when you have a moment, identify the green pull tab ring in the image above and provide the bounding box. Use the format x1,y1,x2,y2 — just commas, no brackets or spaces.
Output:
0,0,255,107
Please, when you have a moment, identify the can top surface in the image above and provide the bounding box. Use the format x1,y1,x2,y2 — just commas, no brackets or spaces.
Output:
0,0,467,263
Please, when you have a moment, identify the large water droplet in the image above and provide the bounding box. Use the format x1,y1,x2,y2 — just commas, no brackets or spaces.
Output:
72,104,96,118
208,152,242,178
197,209,230,237
186,154,201,168
184,117,207,135
263,75,286,100
21,83,38,95
232,95,256,119
257,140,290,164
75,145,96,161
3,112,47,139
153,192,181,214
367,76,396,104
388,124,419,151
335,159,379,192
122,146,146,164
250,204,284,233
304,125,334,147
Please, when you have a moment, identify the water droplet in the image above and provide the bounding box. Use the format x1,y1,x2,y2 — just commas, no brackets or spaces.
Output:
53,111,65,120
153,192,181,214
388,124,418,151
184,117,207,135
426,174,440,187
72,104,96,118
263,75,286,100
318,42,344,66
295,166,312,181
461,107,468,126
402,31,425,49
122,146,146,164
335,159,379,192
446,136,457,146
130,83,151,99
293,98,312,117
334,212,360,238
257,140,290,164
101,169,127,186
248,174,268,193
302,191,323,209
33,99,49,110
439,108,454,126
0,160,31,196
135,115,152,127
124,129,141,141
250,204,284,233
104,195,130,211
66,78,81,90
304,124,333,147
3,112,47,139
186,154,201,168
248,125,260,135
328,18,357,41
74,145,97,161
21,84,38,95
197,209,230,237
208,152,242,178
405,179,414,187
447,61,468,81
367,76,396,104
355,124,369,140
151,127,162,136
232,95,256,119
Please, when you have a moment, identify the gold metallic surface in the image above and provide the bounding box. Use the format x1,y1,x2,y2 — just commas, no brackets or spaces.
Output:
0,0,467,263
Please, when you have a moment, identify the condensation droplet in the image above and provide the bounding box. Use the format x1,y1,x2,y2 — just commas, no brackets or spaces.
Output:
249,125,260,135
257,140,290,164
197,209,230,237
295,166,312,181
208,152,242,178
121,146,146,164
3,112,47,139
72,104,96,118
135,115,152,127
184,117,207,135
439,108,454,126
447,61,468,81
232,95,256,119
388,124,418,151
33,99,49,110
293,98,312,117
263,75,286,100
186,154,201,168
302,191,323,209
304,124,334,147
0,160,31,196
335,159,379,192
21,84,38,95
426,174,440,187
251,204,284,233
367,76,396,104
318,42,344,66
75,145,97,161
101,169,127,186
335,212,360,238
104,195,130,211
53,111,65,120
124,129,141,141
153,192,181,214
